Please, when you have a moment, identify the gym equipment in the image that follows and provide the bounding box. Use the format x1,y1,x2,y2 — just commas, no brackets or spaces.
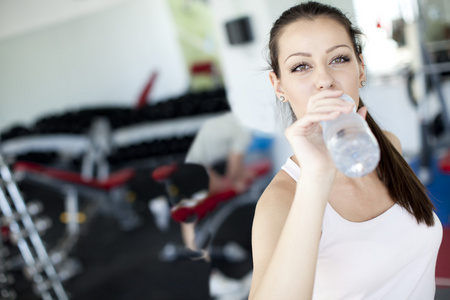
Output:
0,88,235,297
0,88,229,143
13,161,140,232
0,154,69,300
152,159,272,262
10,159,142,299
0,118,140,298
405,0,450,183
136,71,159,109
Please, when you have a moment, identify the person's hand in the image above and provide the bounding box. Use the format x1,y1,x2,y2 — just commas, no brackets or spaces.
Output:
284,90,355,175
357,105,367,119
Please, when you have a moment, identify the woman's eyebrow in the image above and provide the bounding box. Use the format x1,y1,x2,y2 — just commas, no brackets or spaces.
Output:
326,44,351,53
284,52,311,63
284,44,352,63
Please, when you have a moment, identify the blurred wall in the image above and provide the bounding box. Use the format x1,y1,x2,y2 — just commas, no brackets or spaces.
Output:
0,0,189,131
0,0,131,40
209,0,275,134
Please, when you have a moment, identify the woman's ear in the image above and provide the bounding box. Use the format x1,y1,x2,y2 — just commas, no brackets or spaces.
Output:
269,71,284,97
358,54,366,83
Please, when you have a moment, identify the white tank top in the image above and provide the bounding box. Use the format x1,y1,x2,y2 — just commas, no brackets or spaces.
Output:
281,157,443,300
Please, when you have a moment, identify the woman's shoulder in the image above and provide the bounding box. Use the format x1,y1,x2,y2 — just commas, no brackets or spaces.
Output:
255,169,296,215
382,130,402,153
252,169,296,248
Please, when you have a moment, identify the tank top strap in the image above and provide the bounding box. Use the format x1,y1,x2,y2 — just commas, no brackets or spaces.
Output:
281,157,300,182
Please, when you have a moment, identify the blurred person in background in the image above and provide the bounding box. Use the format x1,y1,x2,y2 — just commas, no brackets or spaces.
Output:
180,110,254,255
185,111,254,195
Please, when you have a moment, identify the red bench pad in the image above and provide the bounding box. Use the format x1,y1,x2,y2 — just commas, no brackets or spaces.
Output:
14,161,135,191
151,163,178,182
170,160,271,222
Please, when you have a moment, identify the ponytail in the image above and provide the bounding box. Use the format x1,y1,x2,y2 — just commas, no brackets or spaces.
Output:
361,99,435,226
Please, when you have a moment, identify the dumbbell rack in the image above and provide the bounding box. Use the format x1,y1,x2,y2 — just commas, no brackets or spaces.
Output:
0,154,69,300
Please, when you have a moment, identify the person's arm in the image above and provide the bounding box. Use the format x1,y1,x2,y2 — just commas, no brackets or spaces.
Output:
226,116,253,191
225,151,254,193
249,168,334,300
225,151,244,182
206,167,227,195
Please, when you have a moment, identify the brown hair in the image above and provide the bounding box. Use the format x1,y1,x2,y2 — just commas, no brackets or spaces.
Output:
269,1,435,226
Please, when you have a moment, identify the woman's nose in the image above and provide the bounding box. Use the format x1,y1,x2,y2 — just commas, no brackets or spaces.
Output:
315,68,335,90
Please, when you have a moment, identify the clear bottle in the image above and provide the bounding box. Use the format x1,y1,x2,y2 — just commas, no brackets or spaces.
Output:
322,94,380,177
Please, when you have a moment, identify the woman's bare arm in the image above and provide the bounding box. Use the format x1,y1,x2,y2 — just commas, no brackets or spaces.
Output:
249,168,334,300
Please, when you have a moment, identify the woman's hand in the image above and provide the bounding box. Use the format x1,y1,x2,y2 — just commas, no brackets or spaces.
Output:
284,90,355,174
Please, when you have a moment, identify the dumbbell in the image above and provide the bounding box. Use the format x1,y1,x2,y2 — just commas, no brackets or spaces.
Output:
0,126,32,141
178,97,199,116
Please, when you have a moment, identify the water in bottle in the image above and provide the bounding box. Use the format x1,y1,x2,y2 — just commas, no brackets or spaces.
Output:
322,94,380,177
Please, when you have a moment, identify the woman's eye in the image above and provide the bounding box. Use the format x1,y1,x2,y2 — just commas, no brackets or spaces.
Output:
331,55,350,64
292,63,310,72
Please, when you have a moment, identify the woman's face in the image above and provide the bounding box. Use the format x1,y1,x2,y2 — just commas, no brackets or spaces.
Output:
270,17,365,119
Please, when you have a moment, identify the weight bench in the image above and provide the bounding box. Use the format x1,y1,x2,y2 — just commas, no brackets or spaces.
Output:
13,161,142,232
11,161,142,285
151,159,272,262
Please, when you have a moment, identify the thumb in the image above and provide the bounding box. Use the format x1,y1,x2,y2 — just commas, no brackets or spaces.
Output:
357,106,368,119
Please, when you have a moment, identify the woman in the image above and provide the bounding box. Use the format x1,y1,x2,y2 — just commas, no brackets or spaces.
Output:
249,2,442,300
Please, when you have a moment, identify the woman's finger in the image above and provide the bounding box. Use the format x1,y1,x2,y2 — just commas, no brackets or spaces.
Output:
287,111,340,135
357,106,368,119
308,100,354,115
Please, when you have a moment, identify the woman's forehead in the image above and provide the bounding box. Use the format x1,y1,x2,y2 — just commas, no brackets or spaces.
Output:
278,18,351,55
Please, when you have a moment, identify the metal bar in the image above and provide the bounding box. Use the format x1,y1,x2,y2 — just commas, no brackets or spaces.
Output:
0,156,68,300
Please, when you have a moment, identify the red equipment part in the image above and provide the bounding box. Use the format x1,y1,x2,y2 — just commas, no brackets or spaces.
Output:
14,161,135,191
168,159,271,223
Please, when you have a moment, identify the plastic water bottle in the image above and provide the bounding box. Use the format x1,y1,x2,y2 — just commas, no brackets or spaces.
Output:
321,94,380,177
